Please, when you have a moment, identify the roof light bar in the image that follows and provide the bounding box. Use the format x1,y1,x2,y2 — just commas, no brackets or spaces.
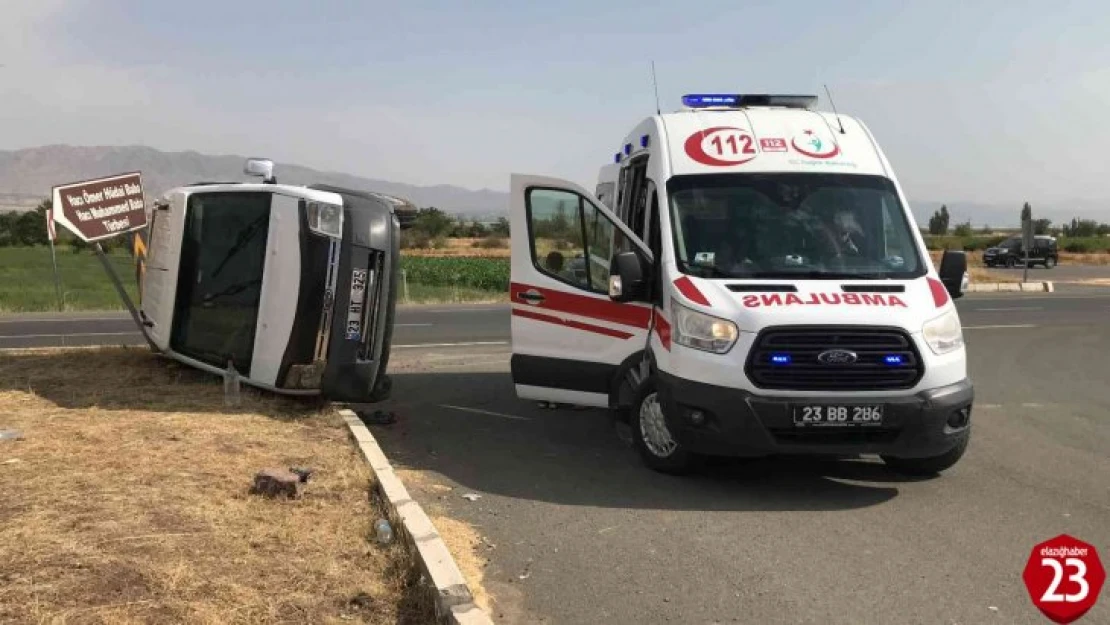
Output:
681,93,819,110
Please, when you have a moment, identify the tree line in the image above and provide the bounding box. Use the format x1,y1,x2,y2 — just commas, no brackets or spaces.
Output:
926,202,1110,238
401,207,510,249
0,199,136,253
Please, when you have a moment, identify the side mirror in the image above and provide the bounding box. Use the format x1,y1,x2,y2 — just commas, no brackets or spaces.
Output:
244,158,276,184
609,251,649,303
938,250,968,299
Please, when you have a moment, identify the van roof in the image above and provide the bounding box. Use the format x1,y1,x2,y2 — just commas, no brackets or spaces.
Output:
640,107,890,178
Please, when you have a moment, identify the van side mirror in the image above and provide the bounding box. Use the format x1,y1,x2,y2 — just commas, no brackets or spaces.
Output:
938,250,968,299
609,251,650,303
244,158,276,184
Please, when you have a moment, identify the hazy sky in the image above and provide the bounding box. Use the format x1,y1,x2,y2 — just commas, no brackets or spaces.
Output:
2,0,1108,205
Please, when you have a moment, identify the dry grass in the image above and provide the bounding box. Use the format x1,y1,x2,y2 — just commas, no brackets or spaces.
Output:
0,347,434,625
393,469,489,616
968,267,1021,284
403,238,510,259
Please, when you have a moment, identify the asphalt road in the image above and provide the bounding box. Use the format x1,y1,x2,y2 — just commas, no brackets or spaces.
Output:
3,293,1110,624
1,288,1109,349
361,293,1109,625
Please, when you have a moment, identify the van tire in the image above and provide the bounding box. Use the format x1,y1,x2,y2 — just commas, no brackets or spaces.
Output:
1005,256,1017,268
1044,256,1056,269
881,435,969,476
630,377,696,475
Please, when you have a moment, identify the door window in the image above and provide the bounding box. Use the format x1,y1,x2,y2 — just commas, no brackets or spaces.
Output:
526,188,619,294
171,191,272,370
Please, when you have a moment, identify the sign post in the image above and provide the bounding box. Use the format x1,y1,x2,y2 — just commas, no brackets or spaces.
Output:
50,172,157,351
1022,217,1034,283
44,204,64,311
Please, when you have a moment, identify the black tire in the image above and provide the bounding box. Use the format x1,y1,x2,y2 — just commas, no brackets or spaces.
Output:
881,435,969,476
630,377,696,475
1045,256,1057,269
1005,256,1017,268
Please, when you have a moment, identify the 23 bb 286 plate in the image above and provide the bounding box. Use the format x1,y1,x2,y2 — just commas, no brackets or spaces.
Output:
793,405,884,427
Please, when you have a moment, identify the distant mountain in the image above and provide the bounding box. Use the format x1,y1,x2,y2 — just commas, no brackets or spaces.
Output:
1,145,1105,226
0,145,509,216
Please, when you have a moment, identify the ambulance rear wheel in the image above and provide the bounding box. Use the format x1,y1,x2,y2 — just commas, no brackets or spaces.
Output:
631,378,695,475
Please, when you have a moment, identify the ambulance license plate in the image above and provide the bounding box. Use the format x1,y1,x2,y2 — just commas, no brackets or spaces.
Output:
346,268,367,340
792,405,884,427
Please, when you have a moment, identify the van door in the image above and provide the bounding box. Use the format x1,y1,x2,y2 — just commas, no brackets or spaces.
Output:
510,174,653,407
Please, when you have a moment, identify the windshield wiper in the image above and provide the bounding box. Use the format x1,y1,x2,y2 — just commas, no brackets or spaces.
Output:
744,270,889,280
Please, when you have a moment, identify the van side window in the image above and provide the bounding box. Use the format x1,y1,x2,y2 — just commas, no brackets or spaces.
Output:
646,185,662,302
619,156,649,237
526,188,619,295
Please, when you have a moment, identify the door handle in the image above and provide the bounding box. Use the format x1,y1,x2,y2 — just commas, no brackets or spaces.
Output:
518,290,545,304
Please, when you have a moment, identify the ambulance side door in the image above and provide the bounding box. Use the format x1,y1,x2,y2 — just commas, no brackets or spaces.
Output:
509,174,653,407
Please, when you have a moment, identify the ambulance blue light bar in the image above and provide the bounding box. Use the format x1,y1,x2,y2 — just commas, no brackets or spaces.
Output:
682,94,818,110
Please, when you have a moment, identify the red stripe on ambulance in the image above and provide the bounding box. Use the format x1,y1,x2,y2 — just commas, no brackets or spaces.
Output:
673,276,710,306
741,292,908,308
653,309,672,350
510,282,652,329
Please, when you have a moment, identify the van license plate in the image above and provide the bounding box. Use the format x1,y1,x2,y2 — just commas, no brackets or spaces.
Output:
346,268,367,340
793,405,884,427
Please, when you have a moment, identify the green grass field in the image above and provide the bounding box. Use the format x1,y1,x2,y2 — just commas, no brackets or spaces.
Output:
0,246,140,313
0,246,507,313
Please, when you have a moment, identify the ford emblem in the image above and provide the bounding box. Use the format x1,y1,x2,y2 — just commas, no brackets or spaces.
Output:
817,349,858,365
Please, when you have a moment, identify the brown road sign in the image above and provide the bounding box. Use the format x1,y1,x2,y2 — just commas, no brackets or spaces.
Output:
51,172,147,242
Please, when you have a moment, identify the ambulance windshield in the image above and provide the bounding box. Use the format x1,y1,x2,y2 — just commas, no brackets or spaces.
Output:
667,173,925,280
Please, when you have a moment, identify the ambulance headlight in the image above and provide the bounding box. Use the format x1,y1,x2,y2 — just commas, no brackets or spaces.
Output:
671,300,738,354
922,309,964,355
306,201,344,238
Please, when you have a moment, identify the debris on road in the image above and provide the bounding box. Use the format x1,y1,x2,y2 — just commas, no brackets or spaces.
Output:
249,468,305,499
0,429,24,442
461,493,482,502
374,519,394,544
358,409,397,426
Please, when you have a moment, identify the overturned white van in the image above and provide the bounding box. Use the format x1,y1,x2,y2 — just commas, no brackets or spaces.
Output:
135,159,414,403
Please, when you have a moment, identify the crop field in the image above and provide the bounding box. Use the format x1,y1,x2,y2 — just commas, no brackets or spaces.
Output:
0,246,510,312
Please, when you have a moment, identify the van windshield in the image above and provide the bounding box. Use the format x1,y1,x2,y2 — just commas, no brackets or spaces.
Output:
667,173,925,280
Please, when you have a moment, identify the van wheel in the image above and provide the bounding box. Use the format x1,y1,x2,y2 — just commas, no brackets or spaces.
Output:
631,378,695,475
1045,256,1056,269
1005,257,1017,268
881,436,969,477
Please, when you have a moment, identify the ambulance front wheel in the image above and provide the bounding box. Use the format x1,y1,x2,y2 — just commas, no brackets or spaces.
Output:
631,377,696,474
881,435,969,476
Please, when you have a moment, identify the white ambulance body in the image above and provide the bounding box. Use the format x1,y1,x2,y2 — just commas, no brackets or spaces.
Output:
509,94,973,475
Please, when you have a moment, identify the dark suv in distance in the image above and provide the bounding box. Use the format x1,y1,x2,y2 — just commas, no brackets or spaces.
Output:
982,235,1059,268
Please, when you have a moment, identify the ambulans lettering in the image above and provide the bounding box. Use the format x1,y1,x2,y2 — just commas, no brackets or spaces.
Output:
740,293,907,308
684,127,758,166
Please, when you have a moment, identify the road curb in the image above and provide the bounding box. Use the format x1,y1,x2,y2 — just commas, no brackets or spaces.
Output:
966,281,1054,293
340,409,493,625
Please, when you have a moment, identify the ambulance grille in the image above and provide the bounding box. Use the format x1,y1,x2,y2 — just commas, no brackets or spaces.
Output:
745,326,924,391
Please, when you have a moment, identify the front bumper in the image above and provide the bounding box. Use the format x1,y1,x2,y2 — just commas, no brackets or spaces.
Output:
657,373,973,458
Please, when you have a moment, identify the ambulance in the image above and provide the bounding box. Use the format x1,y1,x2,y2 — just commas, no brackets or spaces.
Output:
135,158,412,403
509,93,973,475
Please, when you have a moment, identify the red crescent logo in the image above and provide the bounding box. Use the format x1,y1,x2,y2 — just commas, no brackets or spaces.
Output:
684,127,758,166
790,133,841,159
